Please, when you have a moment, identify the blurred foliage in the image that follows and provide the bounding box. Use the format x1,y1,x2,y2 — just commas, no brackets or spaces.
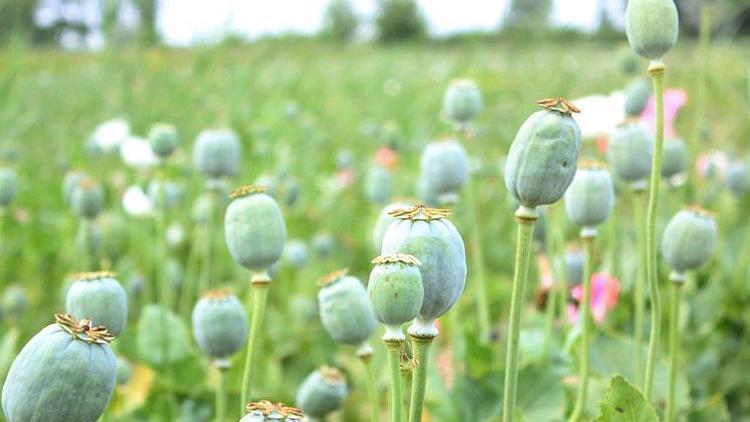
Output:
375,0,426,43
321,0,359,42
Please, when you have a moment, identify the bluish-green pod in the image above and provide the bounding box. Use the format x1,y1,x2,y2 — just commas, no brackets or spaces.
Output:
74,222,102,258
725,162,749,199
99,213,129,262
442,79,483,124
564,162,616,230
566,248,585,285
116,356,132,385
623,78,651,117
136,304,192,367
240,401,304,421
65,272,128,336
661,138,688,179
191,290,248,366
148,123,178,159
62,170,86,206
225,186,287,274
312,232,335,258
416,175,441,207
71,178,104,219
608,123,653,184
193,128,240,179
148,179,184,210
368,254,423,340
504,103,582,208
661,207,717,274
285,239,309,269
626,0,679,60
2,314,116,422
380,204,466,337
420,139,469,202
166,258,183,291
372,201,411,253
364,164,393,204
317,270,377,347
1,285,27,321
619,49,642,75
0,167,18,207
295,367,348,419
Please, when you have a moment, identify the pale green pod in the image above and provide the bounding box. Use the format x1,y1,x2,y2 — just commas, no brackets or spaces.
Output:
416,175,441,207
625,0,679,60
725,162,749,199
1,285,27,321
372,201,411,253
661,138,688,179
566,248,585,285
136,304,192,367
312,232,335,258
564,162,615,230
2,314,116,422
442,79,483,124
65,272,128,336
225,186,287,274
504,100,582,208
148,123,178,158
240,401,304,421
191,290,248,366
661,207,717,274
368,254,423,340
623,78,651,117
148,179,184,210
62,170,86,206
608,123,653,184
99,213,129,263
285,239,309,269
364,164,393,204
0,167,18,207
193,128,240,179
317,270,377,347
295,367,348,419
74,222,102,259
71,178,104,219
420,139,469,200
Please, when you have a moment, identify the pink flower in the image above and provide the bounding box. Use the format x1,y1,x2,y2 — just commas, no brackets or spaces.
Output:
335,168,356,188
567,272,620,325
695,149,728,179
639,89,687,139
374,147,397,168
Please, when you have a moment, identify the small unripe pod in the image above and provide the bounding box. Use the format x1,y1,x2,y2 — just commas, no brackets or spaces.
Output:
65,272,128,336
442,79,483,124
725,161,749,199
193,129,240,179
625,0,679,60
368,254,423,340
62,170,86,206
504,99,582,208
317,270,377,347
148,123,178,159
99,213,129,263
364,164,393,204
136,305,192,367
116,356,132,385
75,222,102,258
295,366,348,419
285,239,309,269
241,400,304,421
191,289,248,367
0,167,18,207
661,207,717,275
312,232,335,258
1,285,27,321
619,49,641,75
566,248,585,285
71,178,104,219
623,78,651,117
564,162,615,231
661,138,688,179
608,123,653,184
372,201,411,253
148,179,184,210
420,139,469,202
2,314,116,422
225,186,287,275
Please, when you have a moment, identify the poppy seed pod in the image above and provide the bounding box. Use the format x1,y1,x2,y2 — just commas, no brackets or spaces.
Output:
116,356,132,385
661,207,717,276
62,170,86,206
442,79,483,124
71,178,104,219
225,186,287,276
420,139,470,203
99,213,129,262
725,162,749,199
564,161,616,233
608,123,653,185
368,254,424,341
0,167,17,207
295,366,348,419
1,285,27,321
566,248,585,285
661,138,688,179
2,314,116,422
191,289,248,367
380,204,466,338
285,240,309,269
65,272,128,336
416,175,441,207
364,164,393,204
504,98,582,208
372,201,411,253
192,128,240,179
148,123,178,159
626,0,679,60
241,401,304,421
317,269,377,349
136,305,192,367
623,78,651,117
312,232,335,258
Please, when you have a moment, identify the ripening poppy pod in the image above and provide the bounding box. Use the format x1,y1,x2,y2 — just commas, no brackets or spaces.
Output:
364,164,393,204
661,138,688,180
725,161,749,199
295,366,348,419
566,247,585,286
0,167,17,207
372,201,411,253
148,123,178,159
380,204,466,338
284,240,309,270
136,304,192,367
99,213,129,263
65,271,128,336
241,400,304,421
225,185,287,279
62,169,86,206
71,177,104,220
626,0,679,60
504,98,582,209
442,78,483,124
1,314,116,422
317,269,377,354
1,285,27,321
420,139,470,205
368,254,423,341
312,232,335,258
661,206,717,279
608,123,653,187
193,128,240,179
564,161,616,236
192,289,249,368
623,78,651,118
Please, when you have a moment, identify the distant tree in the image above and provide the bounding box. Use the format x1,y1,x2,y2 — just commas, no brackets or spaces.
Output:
321,0,358,41
375,0,426,43
135,0,158,44
505,0,551,29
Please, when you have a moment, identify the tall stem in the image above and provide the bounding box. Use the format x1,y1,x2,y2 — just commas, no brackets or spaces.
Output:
179,226,202,319
568,233,594,422
360,354,380,422
385,339,404,422
502,206,537,422
198,191,215,295
644,61,666,401
465,177,490,341
216,367,227,422
77,219,91,271
633,188,646,387
666,280,683,422
408,336,433,422
240,276,270,411
732,222,750,292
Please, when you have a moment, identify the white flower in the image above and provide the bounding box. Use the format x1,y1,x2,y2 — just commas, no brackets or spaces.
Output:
120,136,161,170
122,185,153,217
91,118,130,153
571,92,625,139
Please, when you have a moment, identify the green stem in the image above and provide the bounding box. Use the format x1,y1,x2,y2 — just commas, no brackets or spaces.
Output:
543,204,564,354
77,219,91,271
666,281,682,422
644,61,666,401
502,207,537,422
361,354,380,422
156,189,168,309
633,189,646,388
179,226,202,319
240,277,270,411
198,192,215,295
408,336,433,422
465,177,491,342
733,223,750,292
216,367,227,422
568,233,594,422
385,339,404,422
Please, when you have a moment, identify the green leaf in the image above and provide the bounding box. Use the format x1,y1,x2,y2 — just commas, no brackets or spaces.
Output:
516,364,566,421
598,375,658,422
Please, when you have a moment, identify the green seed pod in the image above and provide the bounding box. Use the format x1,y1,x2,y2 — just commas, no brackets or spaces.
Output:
148,123,178,159
566,247,585,285
661,207,717,275
295,366,348,419
420,139,469,203
625,0,679,60
0,167,18,207
725,162,749,199
504,98,582,208
416,175,441,207
62,170,86,206
564,161,615,232
71,178,104,220
285,239,309,269
241,400,304,421
312,232,335,258
193,128,240,179
116,356,132,385
2,314,116,422
148,179,184,210
317,269,377,348
75,222,102,258
1,285,27,321
442,78,483,124
65,272,128,336
608,123,653,185
368,254,423,340
623,78,651,117
191,289,248,367
661,138,688,179
136,304,192,367
619,49,642,75
381,204,466,337
225,186,286,275
372,201,411,253
364,164,393,204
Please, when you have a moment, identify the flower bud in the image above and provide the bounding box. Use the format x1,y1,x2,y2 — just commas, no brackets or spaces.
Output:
372,201,411,253
368,254,423,340
364,164,393,204
623,78,651,117
148,123,178,159
625,0,679,60
193,128,240,179
608,123,653,185
191,289,248,367
420,139,469,203
564,161,615,232
725,161,749,199
71,177,104,219
661,207,717,275
295,366,348,419
317,270,377,347
661,138,687,179
65,272,128,336
442,79,483,124
0,167,17,207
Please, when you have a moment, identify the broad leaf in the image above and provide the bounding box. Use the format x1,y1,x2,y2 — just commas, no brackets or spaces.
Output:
598,375,658,422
